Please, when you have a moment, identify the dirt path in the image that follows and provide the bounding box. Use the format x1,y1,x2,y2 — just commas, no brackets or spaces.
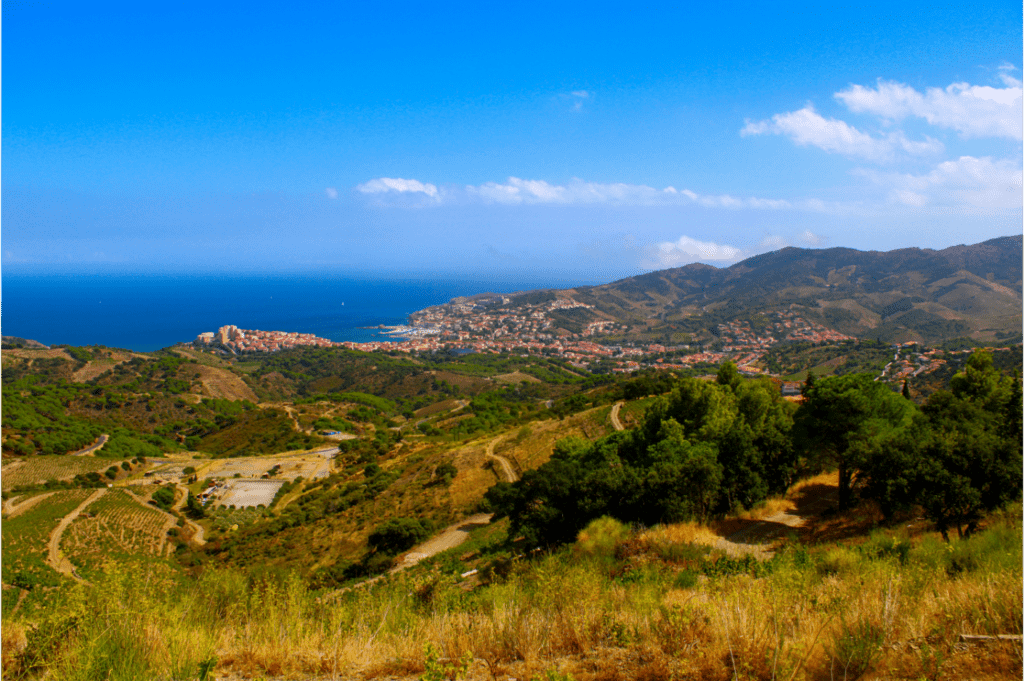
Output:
485,435,518,483
70,434,109,456
390,513,494,572
173,484,207,545
3,492,55,518
714,480,839,559
610,402,625,431
124,486,206,549
281,405,309,434
325,434,521,597
47,489,106,580
415,399,469,427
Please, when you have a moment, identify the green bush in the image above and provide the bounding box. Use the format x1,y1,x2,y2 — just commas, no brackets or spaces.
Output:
575,516,629,559
152,486,175,511
367,517,431,556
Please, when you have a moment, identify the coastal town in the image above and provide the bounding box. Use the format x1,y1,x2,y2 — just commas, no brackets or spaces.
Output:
191,295,880,378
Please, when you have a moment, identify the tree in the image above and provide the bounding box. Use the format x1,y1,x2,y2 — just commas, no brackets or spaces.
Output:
795,374,913,509
367,518,431,556
185,491,205,520
860,351,1022,538
486,375,797,546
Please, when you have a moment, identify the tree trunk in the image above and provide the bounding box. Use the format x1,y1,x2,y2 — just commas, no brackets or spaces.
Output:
838,463,852,510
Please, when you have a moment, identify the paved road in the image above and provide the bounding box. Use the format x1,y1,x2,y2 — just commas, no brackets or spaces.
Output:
610,402,625,431
47,489,106,581
71,434,109,456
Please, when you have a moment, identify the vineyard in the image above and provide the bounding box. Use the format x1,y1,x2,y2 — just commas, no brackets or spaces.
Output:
1,456,115,492
1,490,95,600
61,490,175,580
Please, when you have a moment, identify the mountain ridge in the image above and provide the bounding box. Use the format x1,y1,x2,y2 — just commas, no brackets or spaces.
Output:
502,235,1022,344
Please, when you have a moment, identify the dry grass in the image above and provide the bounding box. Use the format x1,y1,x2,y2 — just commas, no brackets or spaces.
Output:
639,521,720,548
4,514,1021,681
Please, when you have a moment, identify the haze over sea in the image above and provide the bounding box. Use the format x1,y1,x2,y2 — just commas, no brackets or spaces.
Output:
2,273,577,352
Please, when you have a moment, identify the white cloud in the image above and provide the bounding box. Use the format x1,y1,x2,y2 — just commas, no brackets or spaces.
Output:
758,234,788,250
653,235,743,267
855,156,1023,211
463,177,803,209
741,105,943,162
835,77,1023,140
567,90,591,111
356,177,439,198
324,187,338,199
799,230,824,246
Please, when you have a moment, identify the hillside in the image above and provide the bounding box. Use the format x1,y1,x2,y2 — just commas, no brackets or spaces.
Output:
498,235,1023,344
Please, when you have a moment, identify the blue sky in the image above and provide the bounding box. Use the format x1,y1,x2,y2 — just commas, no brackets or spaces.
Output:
4,0,1021,283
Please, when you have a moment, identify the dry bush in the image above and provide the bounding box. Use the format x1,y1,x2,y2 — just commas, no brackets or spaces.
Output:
639,521,720,549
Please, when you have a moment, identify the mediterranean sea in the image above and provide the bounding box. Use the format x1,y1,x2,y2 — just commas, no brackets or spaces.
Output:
2,273,571,352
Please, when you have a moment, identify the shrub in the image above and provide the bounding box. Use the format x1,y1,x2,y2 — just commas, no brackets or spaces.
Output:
825,617,884,681
575,516,629,560
817,546,860,577
152,486,175,511
367,517,431,556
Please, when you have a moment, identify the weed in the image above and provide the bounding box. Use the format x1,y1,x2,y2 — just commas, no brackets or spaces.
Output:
420,642,473,681
826,617,884,681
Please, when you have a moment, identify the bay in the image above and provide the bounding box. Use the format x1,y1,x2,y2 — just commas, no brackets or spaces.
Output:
2,273,568,352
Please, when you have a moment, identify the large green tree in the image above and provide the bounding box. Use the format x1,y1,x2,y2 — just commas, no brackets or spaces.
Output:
794,373,913,509
862,352,1021,538
486,373,796,546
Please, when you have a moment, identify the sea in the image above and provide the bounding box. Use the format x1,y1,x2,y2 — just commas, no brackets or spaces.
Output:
2,272,572,352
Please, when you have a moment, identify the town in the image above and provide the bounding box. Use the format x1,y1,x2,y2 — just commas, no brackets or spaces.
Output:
194,297,957,382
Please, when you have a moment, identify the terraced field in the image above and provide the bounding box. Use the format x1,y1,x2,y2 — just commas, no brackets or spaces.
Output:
1,456,116,491
61,490,176,580
1,490,95,596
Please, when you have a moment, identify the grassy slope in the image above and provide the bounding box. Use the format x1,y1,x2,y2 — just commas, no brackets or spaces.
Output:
3,476,1019,681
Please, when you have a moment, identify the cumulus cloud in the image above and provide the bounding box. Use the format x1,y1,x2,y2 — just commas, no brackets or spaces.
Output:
741,105,943,162
855,156,1023,211
835,76,1023,140
356,177,439,198
653,235,743,267
324,187,338,199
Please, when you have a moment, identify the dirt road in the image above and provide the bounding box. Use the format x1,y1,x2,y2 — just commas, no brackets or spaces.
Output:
485,435,518,483
70,434,109,456
47,489,106,580
610,402,625,431
3,492,55,518
390,513,494,572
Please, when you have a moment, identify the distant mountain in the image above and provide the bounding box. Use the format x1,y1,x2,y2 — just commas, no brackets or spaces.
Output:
521,235,1023,344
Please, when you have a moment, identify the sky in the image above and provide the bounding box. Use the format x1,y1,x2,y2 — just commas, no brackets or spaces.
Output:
3,0,1022,283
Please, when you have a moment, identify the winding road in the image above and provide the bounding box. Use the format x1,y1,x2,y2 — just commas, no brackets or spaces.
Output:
609,402,625,431
3,492,55,518
485,434,518,483
47,489,106,581
71,434,109,456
